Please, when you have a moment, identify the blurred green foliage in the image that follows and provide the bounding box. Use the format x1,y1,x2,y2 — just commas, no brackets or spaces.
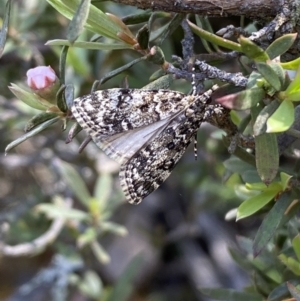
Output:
2,1,300,301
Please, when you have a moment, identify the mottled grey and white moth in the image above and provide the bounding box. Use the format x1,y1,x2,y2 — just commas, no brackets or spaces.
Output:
71,87,216,204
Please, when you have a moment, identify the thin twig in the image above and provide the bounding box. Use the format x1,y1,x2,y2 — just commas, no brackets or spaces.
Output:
0,198,72,257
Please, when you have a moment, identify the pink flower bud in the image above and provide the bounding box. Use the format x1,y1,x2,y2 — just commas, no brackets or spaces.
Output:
27,66,57,90
26,66,60,104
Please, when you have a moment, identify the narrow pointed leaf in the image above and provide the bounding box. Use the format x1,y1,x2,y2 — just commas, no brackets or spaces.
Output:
285,90,300,101
67,0,91,43
25,112,59,132
47,0,122,41
253,192,293,257
292,235,300,262
5,117,60,154
285,67,300,94
266,33,297,59
253,100,280,136
136,24,149,50
280,172,293,190
92,56,147,88
247,71,262,89
268,280,300,301
271,62,287,86
78,271,103,299
77,227,97,248
56,86,68,113
46,39,131,50
9,84,50,110
279,254,300,276
215,87,264,110
94,174,113,207
65,84,75,109
199,288,263,301
255,133,279,184
187,19,242,52
36,203,89,221
256,62,282,91
281,57,300,70
287,282,300,301
267,99,294,133
107,255,144,301
53,159,91,206
239,36,269,62
0,0,11,58
106,13,135,39
237,183,281,220
90,241,110,264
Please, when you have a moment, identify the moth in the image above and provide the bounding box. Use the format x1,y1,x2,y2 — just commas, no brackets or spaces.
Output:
71,87,217,204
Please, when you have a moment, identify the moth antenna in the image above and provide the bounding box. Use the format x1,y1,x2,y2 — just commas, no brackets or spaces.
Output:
192,68,197,96
194,133,198,160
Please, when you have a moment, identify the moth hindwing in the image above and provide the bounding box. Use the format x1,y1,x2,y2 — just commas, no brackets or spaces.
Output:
71,87,215,204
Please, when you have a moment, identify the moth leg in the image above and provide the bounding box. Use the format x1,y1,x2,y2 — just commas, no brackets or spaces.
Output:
79,136,93,153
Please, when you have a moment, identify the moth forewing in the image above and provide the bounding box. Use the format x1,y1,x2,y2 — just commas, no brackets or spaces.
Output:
72,87,216,204
72,88,194,137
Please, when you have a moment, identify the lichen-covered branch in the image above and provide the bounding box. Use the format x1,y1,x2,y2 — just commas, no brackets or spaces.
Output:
112,0,279,19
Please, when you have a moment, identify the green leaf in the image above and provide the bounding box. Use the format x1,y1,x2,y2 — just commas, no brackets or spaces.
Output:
237,183,282,220
92,56,147,88
215,87,265,110
54,159,91,206
279,254,300,276
256,62,283,91
267,99,294,133
285,90,300,101
67,0,91,43
90,241,110,264
47,0,123,41
187,19,242,52
199,288,263,301
287,282,300,300
77,227,98,248
253,100,280,136
143,74,174,90
223,156,255,174
64,84,75,110
157,13,185,45
46,39,132,50
25,112,59,132
245,182,269,190
136,24,149,50
247,71,262,89
292,235,300,262
285,66,300,94
9,83,51,111
77,270,103,299
56,86,68,113
5,117,60,154
94,174,113,209
281,57,300,70
239,36,269,62
253,193,293,256
107,255,144,301
255,133,279,184
241,170,261,183
36,203,89,221
268,280,300,301
280,172,293,190
100,221,128,237
266,33,297,59
0,0,11,58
